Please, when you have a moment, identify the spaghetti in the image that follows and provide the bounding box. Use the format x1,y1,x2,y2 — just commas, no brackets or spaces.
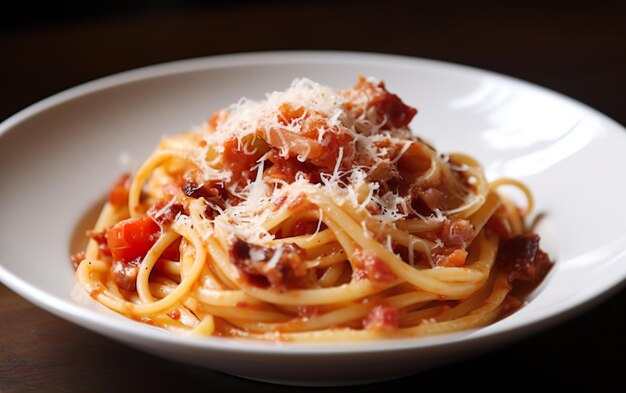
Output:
75,77,551,341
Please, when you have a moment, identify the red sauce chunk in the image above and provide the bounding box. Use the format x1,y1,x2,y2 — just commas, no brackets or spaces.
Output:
364,303,399,332
352,248,396,282
496,234,552,283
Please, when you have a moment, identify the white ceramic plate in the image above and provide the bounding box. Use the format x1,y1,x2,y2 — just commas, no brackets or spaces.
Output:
1,51,626,386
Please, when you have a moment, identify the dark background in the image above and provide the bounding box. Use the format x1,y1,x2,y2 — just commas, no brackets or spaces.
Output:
1,1,625,391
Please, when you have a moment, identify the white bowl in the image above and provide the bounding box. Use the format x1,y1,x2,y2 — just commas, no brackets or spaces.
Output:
2,51,626,386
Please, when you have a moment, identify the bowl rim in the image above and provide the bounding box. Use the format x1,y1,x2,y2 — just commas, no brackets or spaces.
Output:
2,50,626,355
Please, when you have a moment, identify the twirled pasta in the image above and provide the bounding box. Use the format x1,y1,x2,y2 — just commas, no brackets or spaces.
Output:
75,77,551,341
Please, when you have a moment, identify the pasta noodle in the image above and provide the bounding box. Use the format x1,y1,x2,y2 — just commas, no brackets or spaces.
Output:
74,77,551,341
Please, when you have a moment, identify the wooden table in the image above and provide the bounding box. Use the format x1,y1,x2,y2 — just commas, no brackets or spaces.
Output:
1,2,625,391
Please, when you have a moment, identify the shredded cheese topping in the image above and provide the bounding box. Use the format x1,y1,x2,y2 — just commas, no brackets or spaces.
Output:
165,77,458,244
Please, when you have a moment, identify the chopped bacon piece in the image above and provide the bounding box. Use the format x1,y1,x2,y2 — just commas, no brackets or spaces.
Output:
364,303,399,331
366,160,396,182
108,173,132,208
182,181,211,199
265,153,321,184
147,201,184,227
270,103,356,170
497,234,552,283
347,77,417,129
373,90,417,129
110,260,140,291
441,218,475,248
182,180,228,214
352,248,396,282
419,188,448,211
230,239,308,289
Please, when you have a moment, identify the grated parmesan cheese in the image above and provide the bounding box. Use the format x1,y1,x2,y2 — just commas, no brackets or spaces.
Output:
172,77,461,245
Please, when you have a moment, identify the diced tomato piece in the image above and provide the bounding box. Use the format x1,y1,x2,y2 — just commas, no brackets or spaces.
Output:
108,173,132,208
106,216,161,263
